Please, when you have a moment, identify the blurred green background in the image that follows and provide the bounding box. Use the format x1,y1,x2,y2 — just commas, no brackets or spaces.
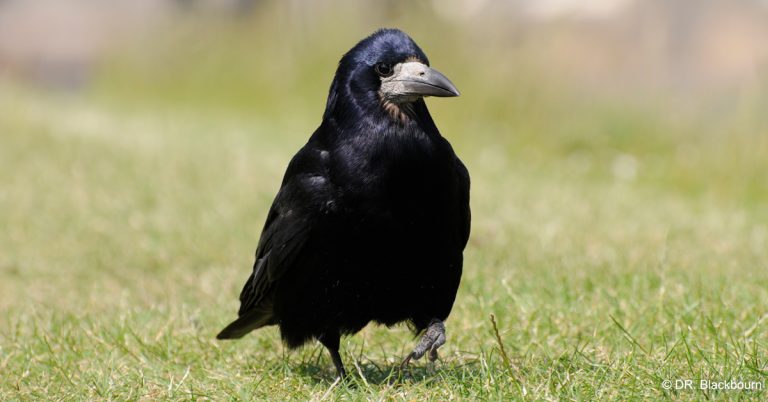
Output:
1,0,767,399
3,0,767,201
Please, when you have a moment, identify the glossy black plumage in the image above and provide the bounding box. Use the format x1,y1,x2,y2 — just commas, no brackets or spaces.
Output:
217,29,470,377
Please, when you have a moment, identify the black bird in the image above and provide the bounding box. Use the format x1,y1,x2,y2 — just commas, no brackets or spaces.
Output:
217,29,470,379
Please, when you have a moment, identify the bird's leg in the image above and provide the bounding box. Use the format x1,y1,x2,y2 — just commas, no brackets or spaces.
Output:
319,333,347,379
400,319,446,368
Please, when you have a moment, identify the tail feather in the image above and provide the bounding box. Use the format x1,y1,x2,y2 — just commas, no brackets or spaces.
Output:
216,311,273,340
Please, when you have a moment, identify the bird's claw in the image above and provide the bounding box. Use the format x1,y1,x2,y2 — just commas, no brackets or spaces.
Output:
428,344,440,362
400,352,414,370
400,319,446,369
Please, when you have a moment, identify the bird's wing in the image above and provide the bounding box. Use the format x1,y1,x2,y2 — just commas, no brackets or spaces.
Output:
217,143,331,339
455,157,471,248
237,199,309,316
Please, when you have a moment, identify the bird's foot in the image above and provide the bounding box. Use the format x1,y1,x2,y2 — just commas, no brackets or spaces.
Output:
400,319,446,369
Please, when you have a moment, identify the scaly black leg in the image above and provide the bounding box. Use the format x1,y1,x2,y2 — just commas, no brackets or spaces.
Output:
401,319,446,368
319,333,347,379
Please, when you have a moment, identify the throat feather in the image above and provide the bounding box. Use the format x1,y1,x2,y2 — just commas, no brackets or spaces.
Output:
381,99,413,124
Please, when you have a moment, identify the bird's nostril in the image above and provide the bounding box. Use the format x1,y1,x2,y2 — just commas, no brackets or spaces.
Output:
419,72,425,76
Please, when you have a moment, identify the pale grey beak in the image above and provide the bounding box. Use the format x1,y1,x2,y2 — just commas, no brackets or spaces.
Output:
380,62,460,100
398,65,460,97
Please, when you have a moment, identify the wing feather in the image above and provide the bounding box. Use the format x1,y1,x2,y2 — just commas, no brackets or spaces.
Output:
217,142,331,339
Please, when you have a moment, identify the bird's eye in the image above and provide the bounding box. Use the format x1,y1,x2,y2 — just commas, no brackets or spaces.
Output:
374,63,393,77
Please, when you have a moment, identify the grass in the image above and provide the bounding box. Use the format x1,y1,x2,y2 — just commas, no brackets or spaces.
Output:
1,13,768,400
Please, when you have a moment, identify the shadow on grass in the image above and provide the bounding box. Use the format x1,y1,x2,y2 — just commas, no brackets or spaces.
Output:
293,359,482,386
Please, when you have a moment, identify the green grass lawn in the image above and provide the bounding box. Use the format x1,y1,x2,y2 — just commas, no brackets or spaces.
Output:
1,17,767,398
1,84,765,400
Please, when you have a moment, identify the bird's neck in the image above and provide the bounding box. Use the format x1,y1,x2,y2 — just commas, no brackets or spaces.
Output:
326,99,440,140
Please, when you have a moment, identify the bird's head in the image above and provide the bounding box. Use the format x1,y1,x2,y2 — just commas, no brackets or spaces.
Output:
324,29,459,124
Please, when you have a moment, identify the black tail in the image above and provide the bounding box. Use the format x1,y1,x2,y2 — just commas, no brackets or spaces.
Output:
216,311,273,340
